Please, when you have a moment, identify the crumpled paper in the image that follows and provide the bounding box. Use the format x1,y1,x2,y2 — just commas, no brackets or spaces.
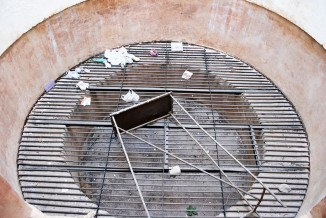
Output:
182,70,193,80
149,49,158,57
65,70,80,79
81,96,91,106
104,47,140,68
64,67,90,79
76,81,89,91
169,165,181,176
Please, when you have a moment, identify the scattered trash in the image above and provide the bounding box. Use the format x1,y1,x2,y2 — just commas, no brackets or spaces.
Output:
92,47,140,69
182,70,193,80
171,42,183,51
65,70,80,79
81,96,91,106
104,47,140,68
75,67,83,73
64,67,90,79
44,80,55,92
149,49,158,57
92,58,107,63
169,165,181,176
278,184,291,193
76,81,89,91
186,205,198,216
121,89,140,103
104,60,111,68
76,67,90,73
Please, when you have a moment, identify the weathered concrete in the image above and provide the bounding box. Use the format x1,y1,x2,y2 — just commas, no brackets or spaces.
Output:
0,0,325,217
0,0,85,55
248,0,326,49
0,176,32,218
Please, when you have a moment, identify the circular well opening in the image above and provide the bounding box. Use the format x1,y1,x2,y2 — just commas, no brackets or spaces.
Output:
18,42,309,217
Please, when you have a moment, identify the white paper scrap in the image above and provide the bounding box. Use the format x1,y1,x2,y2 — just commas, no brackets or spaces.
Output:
76,81,89,91
169,165,181,176
64,70,80,79
81,96,91,106
171,42,183,51
182,70,193,80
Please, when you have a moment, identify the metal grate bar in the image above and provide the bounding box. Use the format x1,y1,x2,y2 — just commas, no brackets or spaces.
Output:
18,42,309,217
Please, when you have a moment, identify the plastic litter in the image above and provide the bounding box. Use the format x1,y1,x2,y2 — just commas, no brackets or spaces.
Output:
81,96,91,106
104,60,111,68
44,80,56,92
75,67,82,73
92,58,107,63
65,70,80,79
92,58,111,68
74,67,90,73
169,165,181,176
149,49,158,57
121,90,140,103
76,81,89,91
104,47,140,68
171,42,183,51
278,184,291,193
65,67,90,79
182,70,193,80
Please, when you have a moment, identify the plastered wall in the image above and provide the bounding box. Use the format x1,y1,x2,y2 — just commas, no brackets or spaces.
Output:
0,0,85,55
0,0,325,56
248,0,326,49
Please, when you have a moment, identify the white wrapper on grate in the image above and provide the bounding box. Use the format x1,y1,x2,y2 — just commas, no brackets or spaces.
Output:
169,165,181,176
121,90,139,103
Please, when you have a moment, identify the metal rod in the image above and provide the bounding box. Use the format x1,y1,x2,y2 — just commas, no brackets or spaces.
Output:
118,126,260,200
118,114,170,135
249,125,262,169
244,188,266,218
171,95,286,207
89,86,242,95
170,114,259,214
111,117,151,218
27,119,303,129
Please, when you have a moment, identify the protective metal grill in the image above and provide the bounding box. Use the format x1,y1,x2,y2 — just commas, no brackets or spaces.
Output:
18,42,309,217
